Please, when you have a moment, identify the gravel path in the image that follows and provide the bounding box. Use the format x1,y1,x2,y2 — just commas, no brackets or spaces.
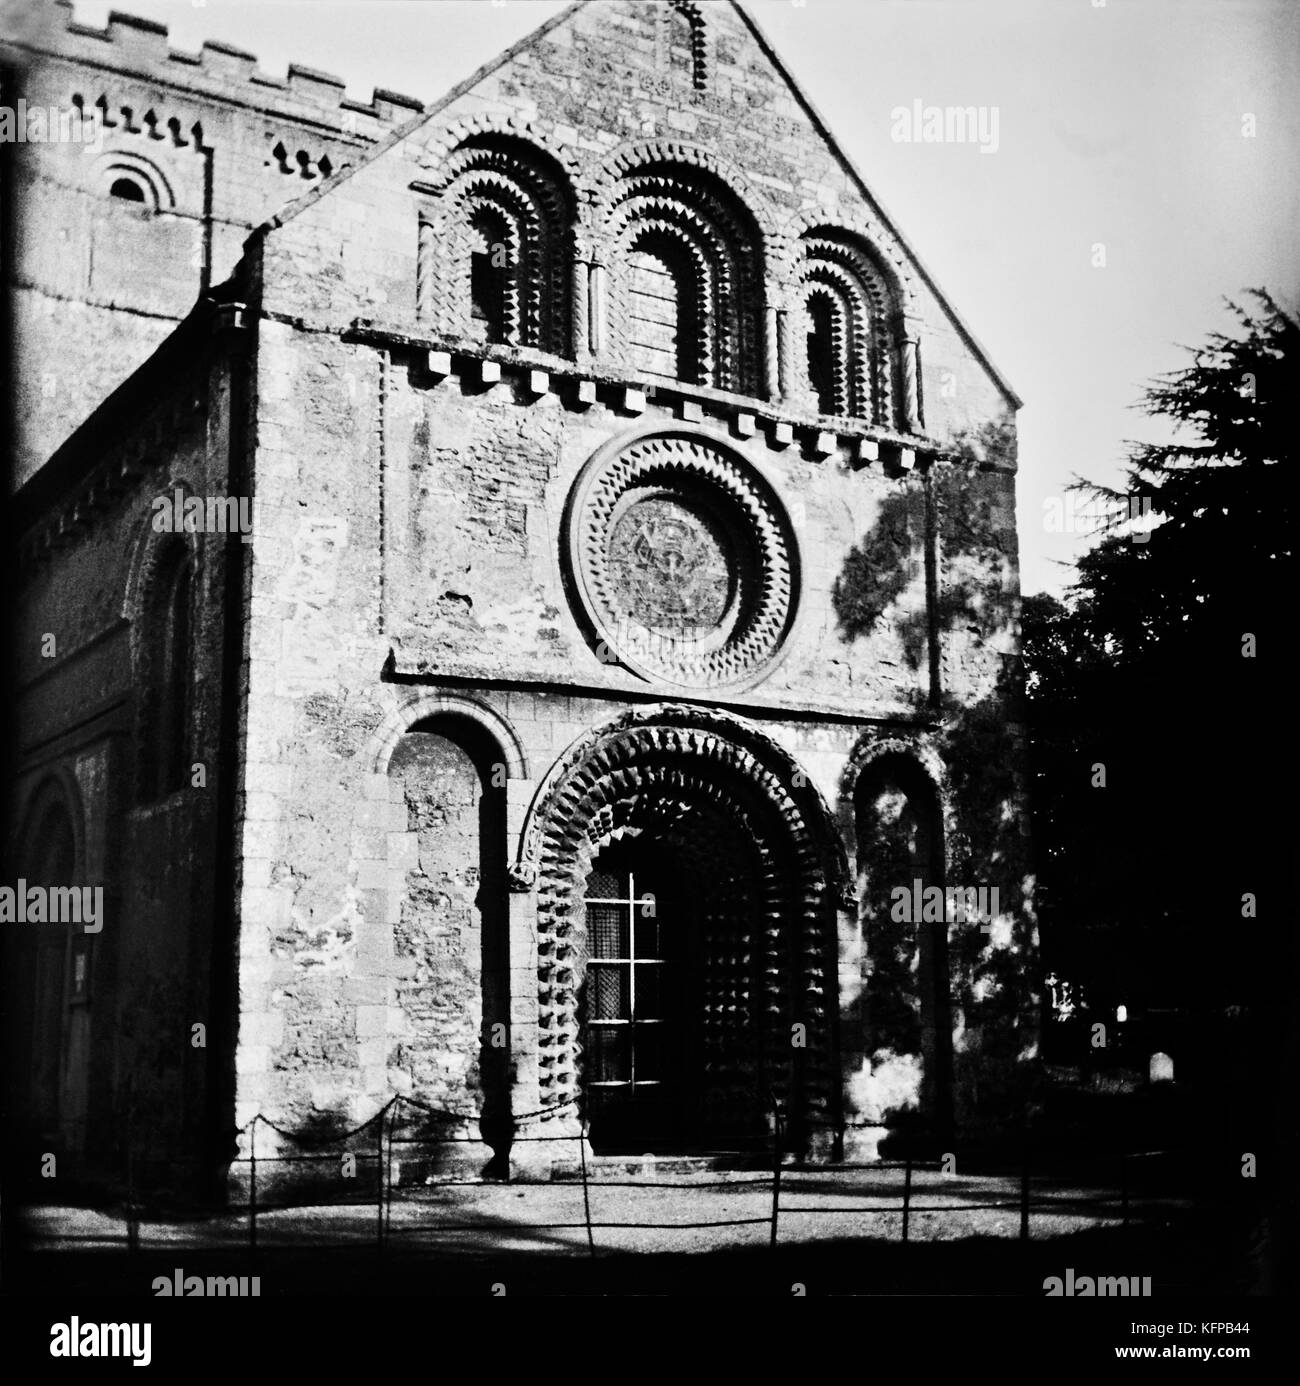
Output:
25,1166,1168,1259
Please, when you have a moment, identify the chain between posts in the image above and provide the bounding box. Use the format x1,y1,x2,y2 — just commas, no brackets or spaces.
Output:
99,1097,1178,1261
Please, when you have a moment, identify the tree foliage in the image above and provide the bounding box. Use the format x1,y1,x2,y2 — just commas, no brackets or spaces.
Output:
1024,290,1294,1030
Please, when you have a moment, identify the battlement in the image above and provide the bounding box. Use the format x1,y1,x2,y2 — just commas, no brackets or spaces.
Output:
10,1,426,134
0,2,432,484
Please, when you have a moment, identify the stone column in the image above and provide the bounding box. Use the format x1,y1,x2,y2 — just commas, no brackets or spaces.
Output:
764,304,781,402
777,308,793,402
415,215,434,324
778,302,818,412
588,262,608,359
898,316,923,432
571,258,590,362
503,779,570,1176
504,780,541,1125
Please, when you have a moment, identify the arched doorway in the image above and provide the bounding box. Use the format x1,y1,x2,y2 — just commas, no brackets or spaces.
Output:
527,712,845,1152
854,752,953,1140
387,715,510,1133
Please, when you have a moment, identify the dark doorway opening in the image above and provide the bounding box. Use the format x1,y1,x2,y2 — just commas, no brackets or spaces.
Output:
580,837,698,1152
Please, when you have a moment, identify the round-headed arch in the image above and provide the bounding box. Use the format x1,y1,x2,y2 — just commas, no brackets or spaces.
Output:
417,112,587,192
591,140,781,252
519,703,851,1125
781,208,916,317
11,771,85,876
369,692,528,780
123,480,201,663
840,731,955,875
92,149,176,213
516,703,850,905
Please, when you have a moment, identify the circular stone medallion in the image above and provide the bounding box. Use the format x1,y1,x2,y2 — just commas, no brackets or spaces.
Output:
565,433,797,690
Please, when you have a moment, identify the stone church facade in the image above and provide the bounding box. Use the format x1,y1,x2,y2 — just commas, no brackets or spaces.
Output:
5,1,1035,1190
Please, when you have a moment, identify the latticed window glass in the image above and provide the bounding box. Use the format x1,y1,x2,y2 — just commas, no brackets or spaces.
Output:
583,860,670,1092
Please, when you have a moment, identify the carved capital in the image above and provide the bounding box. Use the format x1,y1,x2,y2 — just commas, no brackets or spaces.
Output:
508,860,538,893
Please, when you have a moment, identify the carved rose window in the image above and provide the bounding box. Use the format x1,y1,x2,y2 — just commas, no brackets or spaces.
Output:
566,433,796,690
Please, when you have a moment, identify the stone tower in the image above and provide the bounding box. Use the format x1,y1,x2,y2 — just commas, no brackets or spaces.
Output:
7,1,1035,1188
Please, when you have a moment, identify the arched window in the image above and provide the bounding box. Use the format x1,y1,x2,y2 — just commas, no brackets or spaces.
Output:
663,1,708,91
805,289,844,416
110,175,147,204
419,135,575,356
95,153,172,214
608,163,763,395
796,230,901,425
468,205,512,344
626,231,702,383
138,542,194,802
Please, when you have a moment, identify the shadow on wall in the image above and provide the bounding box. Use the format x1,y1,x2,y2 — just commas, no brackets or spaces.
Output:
832,421,1038,1153
386,714,511,1161
832,422,1019,675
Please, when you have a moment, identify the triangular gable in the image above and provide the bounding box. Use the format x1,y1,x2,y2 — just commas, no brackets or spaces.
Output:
730,4,1021,410
260,0,1019,409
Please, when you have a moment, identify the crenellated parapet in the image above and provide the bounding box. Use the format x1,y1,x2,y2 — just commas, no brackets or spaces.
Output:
12,3,425,136
0,3,426,483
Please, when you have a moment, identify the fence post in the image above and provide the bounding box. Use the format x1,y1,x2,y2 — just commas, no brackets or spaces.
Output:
769,1100,782,1250
579,1118,596,1259
125,1114,138,1255
376,1106,385,1257
1121,1153,1130,1229
1019,1139,1031,1242
385,1097,398,1248
248,1116,258,1258
902,1155,912,1244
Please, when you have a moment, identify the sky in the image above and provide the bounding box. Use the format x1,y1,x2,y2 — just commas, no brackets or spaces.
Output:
57,0,1300,596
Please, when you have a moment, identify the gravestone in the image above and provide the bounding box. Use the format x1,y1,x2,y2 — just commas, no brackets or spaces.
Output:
1149,1052,1174,1084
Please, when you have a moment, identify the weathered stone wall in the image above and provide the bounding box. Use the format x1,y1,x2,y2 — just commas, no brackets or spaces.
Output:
227,0,1032,1166
8,322,239,1182
7,0,1035,1180
1,2,422,482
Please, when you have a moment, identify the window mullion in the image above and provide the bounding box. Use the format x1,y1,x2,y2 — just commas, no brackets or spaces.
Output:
627,871,636,1087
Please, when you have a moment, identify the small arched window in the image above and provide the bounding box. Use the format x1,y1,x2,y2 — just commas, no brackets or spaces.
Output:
805,290,844,416
98,157,168,214
419,135,575,356
110,175,147,204
663,1,707,91
467,206,512,344
797,230,901,425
